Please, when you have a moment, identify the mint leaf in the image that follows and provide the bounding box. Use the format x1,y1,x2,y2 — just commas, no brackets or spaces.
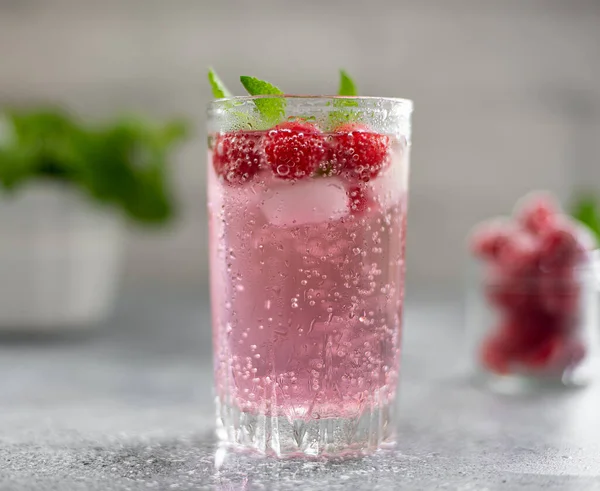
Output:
240,76,285,126
209,70,262,130
338,69,358,96
328,70,359,129
208,68,232,99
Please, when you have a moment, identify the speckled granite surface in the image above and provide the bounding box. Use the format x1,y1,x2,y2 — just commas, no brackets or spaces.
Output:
1,288,600,490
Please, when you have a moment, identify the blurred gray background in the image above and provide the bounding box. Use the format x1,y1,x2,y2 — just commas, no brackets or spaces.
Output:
2,0,599,291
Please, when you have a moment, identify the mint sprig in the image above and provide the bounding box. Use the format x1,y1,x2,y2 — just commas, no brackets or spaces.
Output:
337,69,358,97
208,68,232,99
240,76,286,126
207,69,363,130
328,70,359,129
208,69,262,129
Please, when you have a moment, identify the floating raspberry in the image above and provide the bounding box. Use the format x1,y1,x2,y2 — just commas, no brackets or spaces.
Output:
347,184,374,214
263,121,327,180
330,123,390,182
212,131,263,185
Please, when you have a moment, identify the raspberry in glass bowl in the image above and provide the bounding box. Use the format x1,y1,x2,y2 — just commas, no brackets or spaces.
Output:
467,192,599,389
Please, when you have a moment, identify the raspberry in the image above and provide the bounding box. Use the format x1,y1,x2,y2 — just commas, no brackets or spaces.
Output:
484,265,531,311
495,230,540,273
212,131,263,185
519,333,562,369
538,218,583,270
482,230,541,312
514,192,559,235
475,191,593,376
347,184,375,214
519,333,586,371
538,268,581,317
263,121,326,180
469,220,516,261
497,311,557,360
330,123,390,182
485,272,535,311
480,333,511,374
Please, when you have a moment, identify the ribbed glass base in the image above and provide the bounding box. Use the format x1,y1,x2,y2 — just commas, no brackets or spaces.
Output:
216,398,396,458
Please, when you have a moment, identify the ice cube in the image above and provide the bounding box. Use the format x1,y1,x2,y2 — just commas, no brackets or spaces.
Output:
260,178,349,227
370,142,408,208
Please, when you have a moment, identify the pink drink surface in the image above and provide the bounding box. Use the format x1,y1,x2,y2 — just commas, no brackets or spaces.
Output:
208,136,408,420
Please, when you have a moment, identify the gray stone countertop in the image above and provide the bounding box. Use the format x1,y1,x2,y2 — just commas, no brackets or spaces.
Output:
1,287,600,490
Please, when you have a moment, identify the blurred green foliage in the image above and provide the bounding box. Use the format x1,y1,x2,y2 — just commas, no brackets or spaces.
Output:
571,193,600,245
0,108,188,225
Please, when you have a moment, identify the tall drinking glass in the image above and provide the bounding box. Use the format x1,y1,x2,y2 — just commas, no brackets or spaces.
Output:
207,96,412,457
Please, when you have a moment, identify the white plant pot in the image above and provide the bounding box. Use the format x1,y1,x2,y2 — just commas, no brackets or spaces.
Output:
0,181,124,330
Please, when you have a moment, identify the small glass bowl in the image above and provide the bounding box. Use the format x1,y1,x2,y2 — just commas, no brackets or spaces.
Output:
466,251,600,391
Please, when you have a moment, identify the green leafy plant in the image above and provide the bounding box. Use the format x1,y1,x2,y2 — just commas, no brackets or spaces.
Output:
571,193,600,244
0,107,188,225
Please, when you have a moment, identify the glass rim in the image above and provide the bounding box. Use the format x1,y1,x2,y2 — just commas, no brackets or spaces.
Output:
207,94,413,110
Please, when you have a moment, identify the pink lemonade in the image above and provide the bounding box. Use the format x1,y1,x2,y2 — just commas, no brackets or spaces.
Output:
207,96,412,456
